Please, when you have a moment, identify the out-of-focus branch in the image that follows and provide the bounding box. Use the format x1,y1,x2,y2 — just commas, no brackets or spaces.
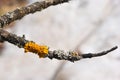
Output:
0,0,70,28
0,29,118,62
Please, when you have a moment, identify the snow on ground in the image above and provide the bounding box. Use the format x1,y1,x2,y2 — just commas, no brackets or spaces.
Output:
0,0,120,80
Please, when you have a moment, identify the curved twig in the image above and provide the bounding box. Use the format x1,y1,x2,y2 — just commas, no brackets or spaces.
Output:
0,29,118,62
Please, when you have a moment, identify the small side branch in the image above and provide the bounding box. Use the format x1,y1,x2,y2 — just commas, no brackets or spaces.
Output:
0,29,118,62
0,0,70,28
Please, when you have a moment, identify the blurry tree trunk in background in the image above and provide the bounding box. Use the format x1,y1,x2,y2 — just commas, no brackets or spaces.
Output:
0,0,28,55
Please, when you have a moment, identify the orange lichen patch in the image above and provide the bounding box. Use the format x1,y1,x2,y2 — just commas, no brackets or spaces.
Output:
24,41,49,58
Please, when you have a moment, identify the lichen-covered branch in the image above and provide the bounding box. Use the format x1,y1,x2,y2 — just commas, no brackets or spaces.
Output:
0,0,70,28
0,29,118,62
48,46,117,62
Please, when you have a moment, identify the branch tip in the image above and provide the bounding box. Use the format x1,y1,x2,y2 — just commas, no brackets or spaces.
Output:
81,46,118,58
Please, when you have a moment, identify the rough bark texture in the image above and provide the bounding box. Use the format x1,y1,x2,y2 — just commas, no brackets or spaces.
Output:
48,46,117,62
0,0,70,28
0,29,28,48
0,0,118,62
0,29,117,62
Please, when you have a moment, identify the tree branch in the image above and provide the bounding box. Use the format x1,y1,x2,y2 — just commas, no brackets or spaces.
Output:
0,0,118,62
0,0,70,28
0,29,118,62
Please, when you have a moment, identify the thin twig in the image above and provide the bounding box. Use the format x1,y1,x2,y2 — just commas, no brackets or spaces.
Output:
0,0,70,28
0,29,118,62
50,1,116,79
81,46,118,58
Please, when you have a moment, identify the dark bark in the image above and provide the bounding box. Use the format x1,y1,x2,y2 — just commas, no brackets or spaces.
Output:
0,29,28,48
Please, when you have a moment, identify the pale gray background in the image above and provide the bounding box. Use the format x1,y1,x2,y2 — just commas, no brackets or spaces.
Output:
0,0,120,80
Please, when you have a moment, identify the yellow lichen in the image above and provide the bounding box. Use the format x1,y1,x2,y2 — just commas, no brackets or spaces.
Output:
24,41,49,58
71,51,79,57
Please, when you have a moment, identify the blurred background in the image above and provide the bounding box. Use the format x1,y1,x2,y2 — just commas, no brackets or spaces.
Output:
0,0,120,80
